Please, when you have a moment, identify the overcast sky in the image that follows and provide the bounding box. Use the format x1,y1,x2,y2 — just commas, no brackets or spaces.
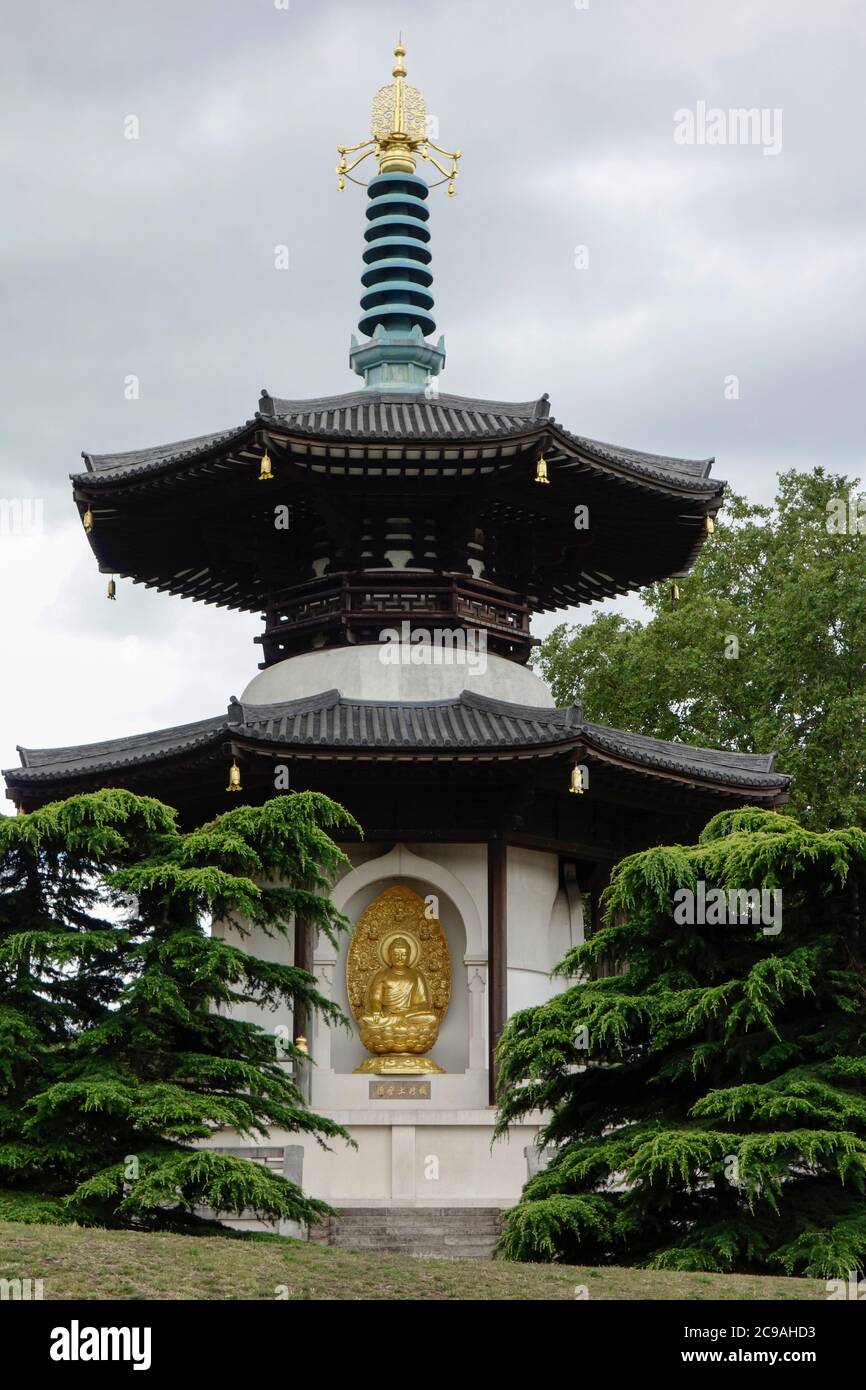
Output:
1,0,863,790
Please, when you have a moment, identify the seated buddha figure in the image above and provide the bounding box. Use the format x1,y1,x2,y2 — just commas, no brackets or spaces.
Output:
359,936,439,1057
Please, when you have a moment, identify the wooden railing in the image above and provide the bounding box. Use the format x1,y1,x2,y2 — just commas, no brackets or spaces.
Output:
256,573,536,666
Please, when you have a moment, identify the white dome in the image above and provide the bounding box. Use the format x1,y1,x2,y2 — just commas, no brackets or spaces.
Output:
241,643,555,708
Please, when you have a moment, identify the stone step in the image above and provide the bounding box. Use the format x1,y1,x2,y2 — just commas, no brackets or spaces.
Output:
315,1207,504,1259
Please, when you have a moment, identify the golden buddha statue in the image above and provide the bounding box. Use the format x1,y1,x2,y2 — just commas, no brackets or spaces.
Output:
347,886,451,1075
359,936,439,1054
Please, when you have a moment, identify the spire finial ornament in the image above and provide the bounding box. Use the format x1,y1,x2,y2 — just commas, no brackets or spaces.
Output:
337,41,461,188
339,42,462,393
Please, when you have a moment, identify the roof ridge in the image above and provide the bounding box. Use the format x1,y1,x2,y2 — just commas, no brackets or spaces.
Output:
239,690,342,720
262,388,549,419
459,689,564,721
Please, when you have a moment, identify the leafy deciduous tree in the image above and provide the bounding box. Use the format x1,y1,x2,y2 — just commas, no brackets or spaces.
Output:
537,469,866,830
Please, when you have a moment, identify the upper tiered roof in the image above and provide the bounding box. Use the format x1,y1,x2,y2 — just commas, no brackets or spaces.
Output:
80,389,717,482
72,386,722,641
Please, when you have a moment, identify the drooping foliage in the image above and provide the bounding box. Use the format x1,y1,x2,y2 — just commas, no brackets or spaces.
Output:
0,789,359,1230
496,809,866,1277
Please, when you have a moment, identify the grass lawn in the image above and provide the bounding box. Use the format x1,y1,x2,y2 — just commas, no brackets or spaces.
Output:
0,1220,826,1300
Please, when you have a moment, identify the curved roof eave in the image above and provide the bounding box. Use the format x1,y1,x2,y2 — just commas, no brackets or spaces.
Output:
70,389,722,501
5,691,789,799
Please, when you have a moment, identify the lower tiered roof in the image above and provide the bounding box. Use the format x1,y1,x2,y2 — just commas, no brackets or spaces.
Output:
5,690,789,814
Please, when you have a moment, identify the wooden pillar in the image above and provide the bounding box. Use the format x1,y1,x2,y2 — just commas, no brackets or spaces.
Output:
487,835,508,1104
293,914,312,1041
293,915,312,1101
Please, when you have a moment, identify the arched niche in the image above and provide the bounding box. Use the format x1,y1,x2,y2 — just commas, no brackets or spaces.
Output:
322,846,484,1075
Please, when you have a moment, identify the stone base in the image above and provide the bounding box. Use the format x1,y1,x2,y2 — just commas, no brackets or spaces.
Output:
353,1053,445,1075
200,1107,541,1216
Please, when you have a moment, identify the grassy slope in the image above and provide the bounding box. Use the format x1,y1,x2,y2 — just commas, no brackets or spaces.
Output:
0,1221,825,1301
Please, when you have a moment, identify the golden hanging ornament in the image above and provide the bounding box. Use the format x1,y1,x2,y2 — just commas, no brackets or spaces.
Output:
671,581,681,602
295,1035,309,1056
535,455,550,485
226,759,242,792
107,577,116,601
705,514,715,536
82,506,94,533
569,765,584,795
259,451,274,482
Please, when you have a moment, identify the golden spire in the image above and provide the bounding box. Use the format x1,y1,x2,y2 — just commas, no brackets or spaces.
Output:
337,40,461,193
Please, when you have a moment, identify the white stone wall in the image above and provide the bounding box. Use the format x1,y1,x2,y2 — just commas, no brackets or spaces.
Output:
210,840,582,1207
201,1112,540,1209
506,846,584,1013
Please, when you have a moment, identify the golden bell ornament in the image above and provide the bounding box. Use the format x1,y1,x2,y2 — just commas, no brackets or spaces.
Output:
295,1035,309,1056
82,507,94,533
226,759,242,793
705,514,715,536
107,577,116,601
569,765,584,795
535,456,550,485
671,582,681,602
259,451,274,482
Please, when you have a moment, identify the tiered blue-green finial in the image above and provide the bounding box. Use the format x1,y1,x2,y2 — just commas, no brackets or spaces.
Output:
337,42,461,393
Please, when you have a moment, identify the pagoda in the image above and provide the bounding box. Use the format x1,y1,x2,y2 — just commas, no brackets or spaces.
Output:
4,44,788,1244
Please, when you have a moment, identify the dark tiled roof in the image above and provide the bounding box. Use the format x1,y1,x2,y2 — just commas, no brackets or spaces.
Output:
557,428,717,490
74,388,718,493
82,425,251,479
235,689,565,751
16,714,227,775
581,720,780,784
7,690,788,795
260,389,551,440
